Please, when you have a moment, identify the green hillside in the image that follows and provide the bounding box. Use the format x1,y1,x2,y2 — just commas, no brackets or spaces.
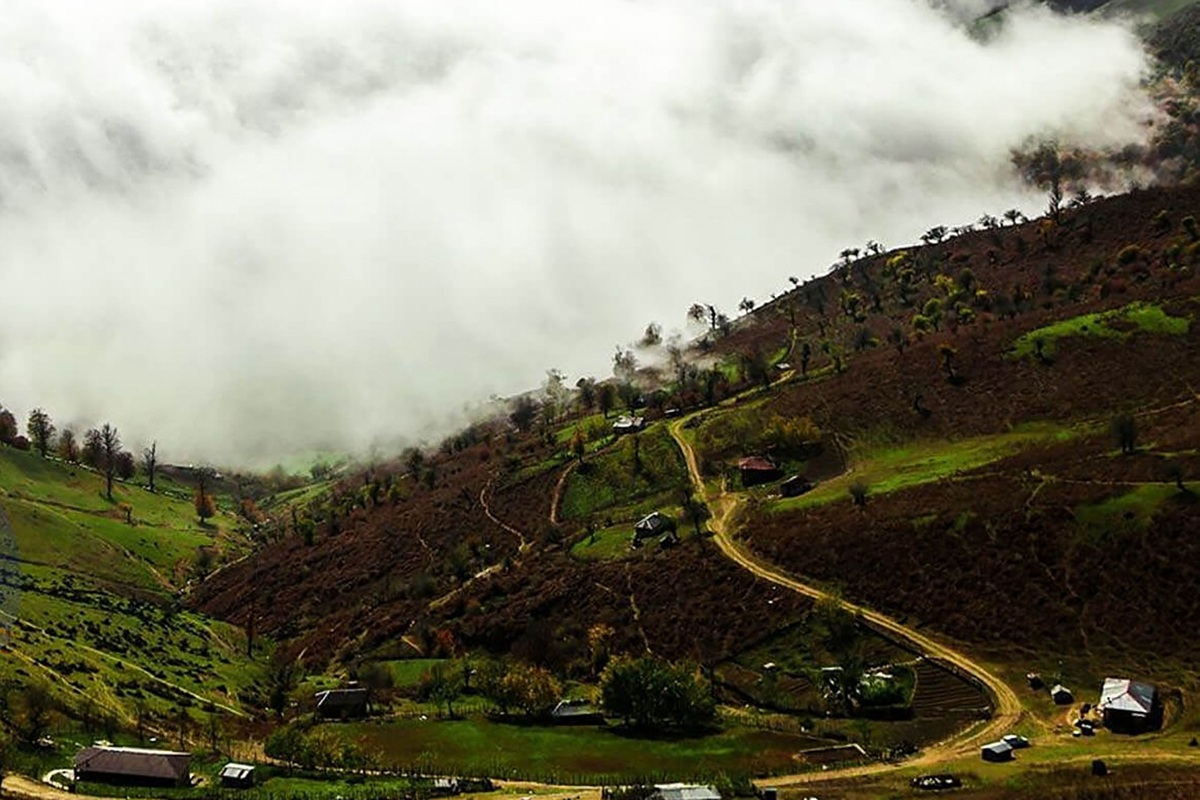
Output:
0,446,264,729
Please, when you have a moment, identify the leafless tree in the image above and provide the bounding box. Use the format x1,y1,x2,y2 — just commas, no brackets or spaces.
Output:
142,441,158,493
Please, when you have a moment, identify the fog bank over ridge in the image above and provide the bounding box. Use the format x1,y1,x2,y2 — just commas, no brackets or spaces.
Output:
0,0,1157,465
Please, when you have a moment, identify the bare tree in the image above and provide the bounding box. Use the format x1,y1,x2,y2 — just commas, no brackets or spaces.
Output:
100,423,121,501
142,441,158,493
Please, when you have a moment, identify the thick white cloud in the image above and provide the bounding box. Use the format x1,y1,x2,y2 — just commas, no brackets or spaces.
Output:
0,0,1157,465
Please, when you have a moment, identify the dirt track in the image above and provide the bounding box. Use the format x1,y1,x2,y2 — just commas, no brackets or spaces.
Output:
667,418,1023,785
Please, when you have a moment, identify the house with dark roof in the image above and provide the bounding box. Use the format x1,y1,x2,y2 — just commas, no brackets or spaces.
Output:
220,763,256,789
980,741,1014,762
1097,678,1161,733
738,456,781,487
315,686,369,719
74,746,191,788
633,512,677,545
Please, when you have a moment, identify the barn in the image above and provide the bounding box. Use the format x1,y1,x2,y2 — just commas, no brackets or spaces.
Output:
74,746,191,788
1097,678,1161,733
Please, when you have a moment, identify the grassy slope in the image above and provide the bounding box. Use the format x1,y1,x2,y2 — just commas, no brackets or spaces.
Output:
559,424,689,524
338,716,823,783
0,446,264,720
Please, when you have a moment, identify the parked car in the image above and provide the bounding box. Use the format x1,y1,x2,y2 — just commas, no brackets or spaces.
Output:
1002,734,1031,749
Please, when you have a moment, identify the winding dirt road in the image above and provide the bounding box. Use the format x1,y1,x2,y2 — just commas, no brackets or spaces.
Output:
666,418,1023,783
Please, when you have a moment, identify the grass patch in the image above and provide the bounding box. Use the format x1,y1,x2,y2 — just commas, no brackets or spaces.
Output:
382,658,449,688
570,505,687,561
771,422,1080,512
1074,482,1194,542
0,444,263,720
1010,301,1190,359
560,426,687,521
336,716,822,783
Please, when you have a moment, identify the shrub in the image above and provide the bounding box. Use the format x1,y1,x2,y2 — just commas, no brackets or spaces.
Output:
1116,245,1143,266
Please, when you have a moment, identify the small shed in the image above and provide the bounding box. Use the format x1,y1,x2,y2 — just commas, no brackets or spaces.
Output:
633,512,677,544
980,741,1014,763
612,415,646,436
1050,684,1074,705
1097,678,1161,732
653,784,722,800
315,686,369,719
738,456,782,487
74,746,191,788
219,763,256,789
550,699,605,725
431,778,461,797
779,475,813,498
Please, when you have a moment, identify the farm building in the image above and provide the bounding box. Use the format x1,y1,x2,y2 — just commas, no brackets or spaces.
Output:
633,511,677,544
1097,678,1161,732
74,745,191,788
980,741,1014,762
738,456,781,486
1050,684,1074,705
779,475,813,498
315,686,369,719
219,763,256,789
550,699,606,725
652,784,722,800
612,415,645,435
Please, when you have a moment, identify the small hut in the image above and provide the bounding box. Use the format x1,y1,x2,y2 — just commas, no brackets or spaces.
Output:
980,741,1014,762
1050,684,1074,705
219,763,256,789
780,475,813,498
612,415,646,436
738,456,782,487
633,512,677,544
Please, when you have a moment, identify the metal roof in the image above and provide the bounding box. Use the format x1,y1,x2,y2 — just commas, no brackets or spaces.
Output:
1098,678,1156,716
655,784,722,800
981,741,1013,755
220,764,256,780
74,746,191,782
634,512,673,533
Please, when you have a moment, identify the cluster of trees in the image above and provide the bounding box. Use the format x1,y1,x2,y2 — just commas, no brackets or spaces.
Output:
412,659,563,720
695,411,821,467
265,723,373,773
0,404,159,503
599,656,716,731
0,680,61,746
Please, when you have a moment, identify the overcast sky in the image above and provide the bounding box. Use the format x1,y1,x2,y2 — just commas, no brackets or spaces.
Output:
0,0,1157,466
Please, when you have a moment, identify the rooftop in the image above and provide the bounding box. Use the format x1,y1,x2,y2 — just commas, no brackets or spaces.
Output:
1098,678,1157,715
